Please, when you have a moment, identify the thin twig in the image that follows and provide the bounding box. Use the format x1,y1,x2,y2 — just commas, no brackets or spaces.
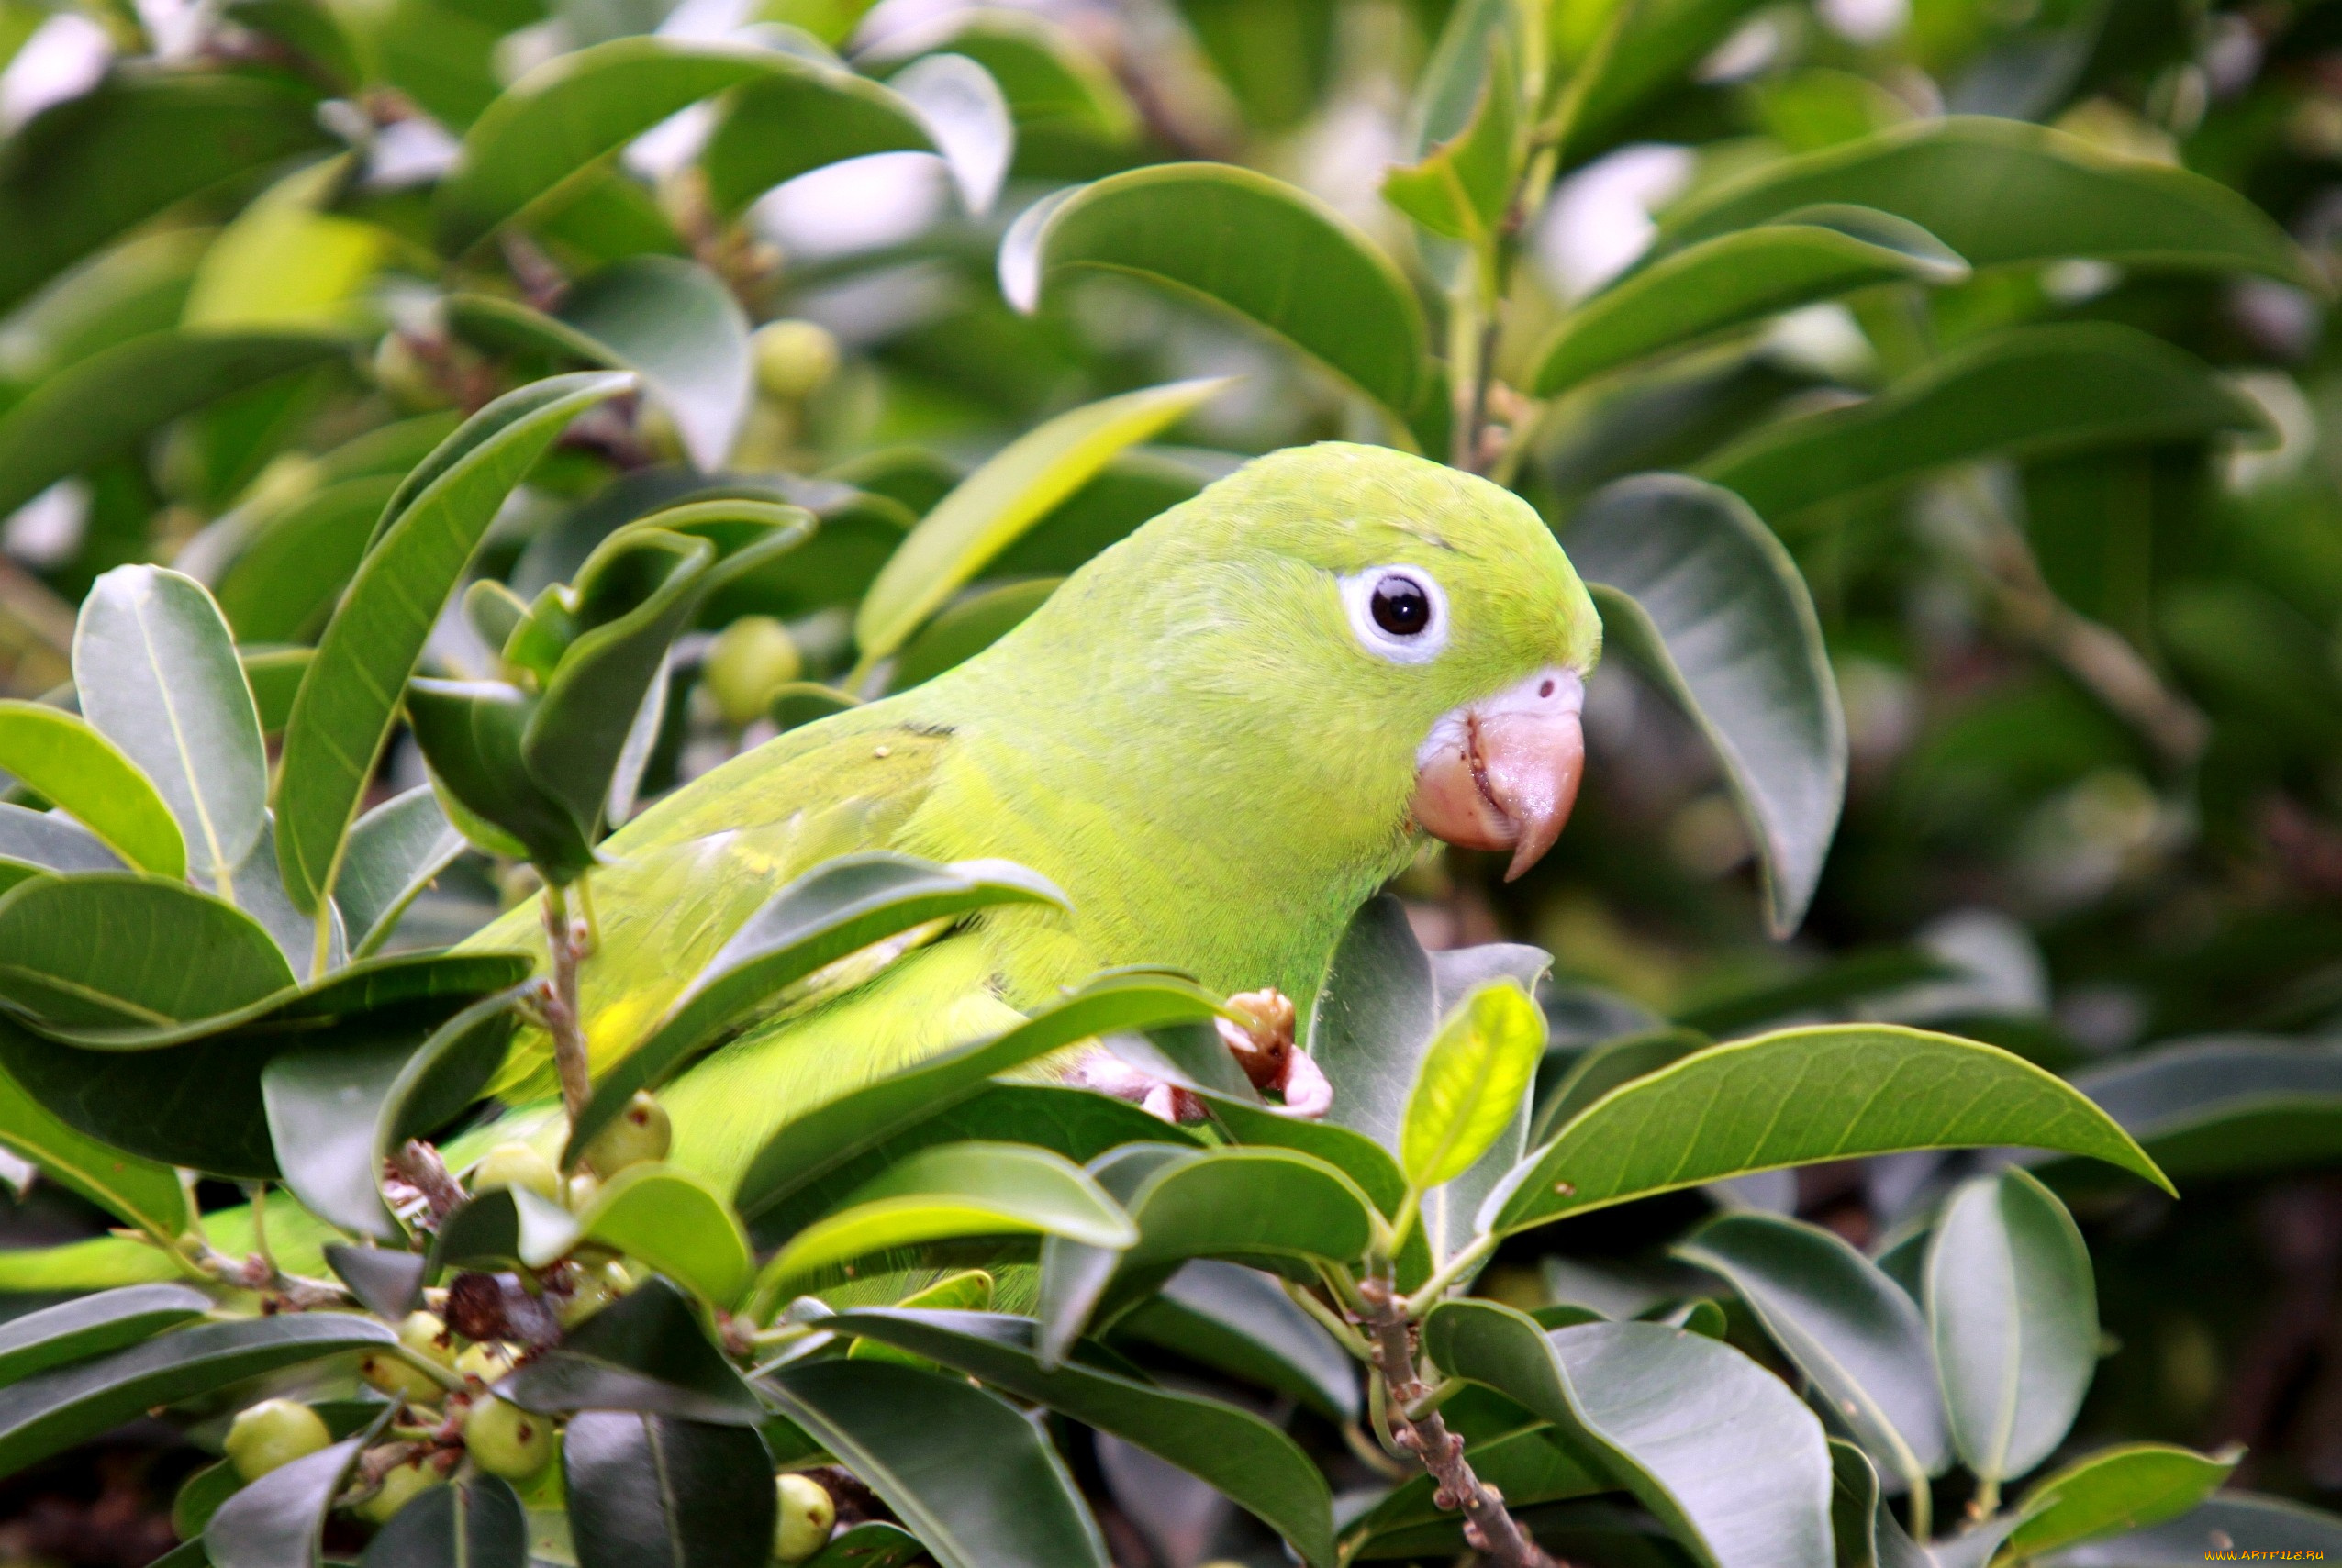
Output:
387,1140,466,1229
541,884,593,1128
1356,1274,1556,1568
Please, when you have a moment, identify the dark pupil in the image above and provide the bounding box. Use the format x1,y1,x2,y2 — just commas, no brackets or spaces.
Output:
1371,576,1431,636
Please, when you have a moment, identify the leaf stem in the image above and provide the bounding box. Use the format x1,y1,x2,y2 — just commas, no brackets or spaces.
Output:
540,882,593,1129
1907,1472,1933,1543
1401,1231,1499,1317
1282,1278,1375,1358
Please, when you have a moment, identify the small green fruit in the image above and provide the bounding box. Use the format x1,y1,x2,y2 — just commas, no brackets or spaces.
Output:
225,1399,331,1482
564,1171,601,1210
773,1473,836,1562
472,1142,561,1203
753,320,840,402
396,1310,453,1363
579,1091,675,1177
701,619,801,731
358,1457,441,1524
455,1340,519,1385
463,1396,554,1480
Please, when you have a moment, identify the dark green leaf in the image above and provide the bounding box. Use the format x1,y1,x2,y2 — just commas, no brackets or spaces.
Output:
802,1523,927,1568
1345,1427,1608,1553
337,786,465,960
0,1060,193,1236
0,702,185,876
406,679,597,881
0,1284,210,1385
1424,1299,1835,1568
1305,895,1437,1151
361,1473,528,1568
698,54,939,216
0,1315,392,1481
0,874,293,1032
1571,475,1845,936
1002,165,1424,417
215,476,404,645
1532,1028,1708,1146
502,1276,764,1425
763,1358,1110,1568
1112,1260,1358,1421
1115,1145,1378,1273
206,1431,374,1568
563,1410,775,1568
173,1458,240,1544
262,1039,418,1241
428,1186,580,1276
2058,1038,2342,1185
325,1244,426,1319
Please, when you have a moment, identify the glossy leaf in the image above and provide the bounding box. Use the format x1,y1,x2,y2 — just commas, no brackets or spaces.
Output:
2058,1037,2342,1185
337,785,465,959
1675,1211,1950,1491
1002,164,1425,417
276,372,633,914
755,1141,1135,1300
0,1314,393,1480
562,1410,775,1568
0,874,293,1031
214,476,404,644
0,1285,210,1385
1400,980,1545,1190
736,972,1222,1229
206,1432,374,1568
2002,1444,2236,1562
74,567,267,884
0,804,123,878
1491,1024,2169,1235
1699,325,2267,521
502,1277,764,1426
0,331,343,520
763,1357,1111,1568
1535,207,1968,395
262,1037,416,1240
0,702,185,876
1655,116,2315,287
326,1244,427,1319
1306,895,1439,1151
0,1062,192,1236
1425,1299,1835,1568
407,679,596,880
361,1473,528,1568
1925,1168,2097,1483
565,851,1066,1162
890,53,1014,215
853,378,1228,668
831,1307,1335,1566
429,1185,582,1275
1345,1427,1609,1553
570,1164,753,1308
1532,1027,1709,1145
1113,1259,1359,1421
1382,33,1518,245
0,76,330,315
698,53,940,216
1572,474,1846,936
2040,1493,2342,1565
1115,1145,1378,1273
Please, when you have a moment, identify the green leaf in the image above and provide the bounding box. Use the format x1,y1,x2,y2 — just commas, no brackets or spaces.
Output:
502,1276,765,1425
207,1430,377,1568
1400,980,1545,1190
1111,1259,1359,1421
1533,208,1968,396
214,476,405,644
831,1307,1335,1567
570,1165,754,1308
0,1315,393,1481
888,53,1014,215
361,1473,528,1568
853,379,1228,668
2058,1038,2342,1186
262,1038,417,1240
1491,1024,2169,1235
1925,1168,2097,1483
1344,1427,1608,1555
1381,35,1518,245
429,1184,582,1274
735,972,1222,1229
0,76,330,316
1532,1027,1708,1145
241,650,312,735
562,1410,775,1568
1699,325,2269,522
1552,0,1769,161
0,1285,210,1385
887,578,1059,693
407,679,597,880
0,702,184,877
802,1524,927,1568
762,1357,1111,1568
325,1244,426,1318
1114,1145,1377,1273
0,874,294,1031
447,258,752,470
1305,895,1438,1150
0,804,123,879
566,852,1065,1162
867,10,1136,147
0,331,345,520
755,1142,1135,1301
181,157,386,334
173,1457,240,1544
277,371,634,914
1423,1299,1835,1568
1001,164,1425,418
441,39,927,251
2001,1444,2236,1562
697,51,940,217
1675,1212,1950,1496
1654,117,2317,288
337,785,465,959
1570,475,1846,936
73,568,268,885
2037,1493,2342,1564
0,1062,192,1236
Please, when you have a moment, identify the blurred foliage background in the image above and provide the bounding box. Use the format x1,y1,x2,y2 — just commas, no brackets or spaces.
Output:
6,0,2342,1558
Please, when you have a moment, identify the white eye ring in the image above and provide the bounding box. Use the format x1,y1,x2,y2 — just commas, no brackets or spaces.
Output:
1339,567,1449,664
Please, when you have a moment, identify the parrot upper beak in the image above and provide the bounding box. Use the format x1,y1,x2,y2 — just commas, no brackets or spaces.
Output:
1411,668,1586,882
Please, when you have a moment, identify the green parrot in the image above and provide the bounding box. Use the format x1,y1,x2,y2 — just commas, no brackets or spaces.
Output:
0,442,1601,1286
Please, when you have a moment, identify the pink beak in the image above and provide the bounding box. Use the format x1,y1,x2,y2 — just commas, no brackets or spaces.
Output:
1410,668,1587,882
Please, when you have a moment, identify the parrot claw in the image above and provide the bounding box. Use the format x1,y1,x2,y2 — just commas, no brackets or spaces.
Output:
1065,1051,1207,1123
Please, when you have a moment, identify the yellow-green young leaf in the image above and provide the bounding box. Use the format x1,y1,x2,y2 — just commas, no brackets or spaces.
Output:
852,378,1228,670
0,703,184,878
570,1164,753,1309
0,1063,190,1240
1400,981,1545,1190
1380,38,1518,245
181,156,387,332
1998,1443,2236,1563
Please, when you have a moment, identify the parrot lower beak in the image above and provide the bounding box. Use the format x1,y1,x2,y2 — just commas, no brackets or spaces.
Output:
1411,668,1586,882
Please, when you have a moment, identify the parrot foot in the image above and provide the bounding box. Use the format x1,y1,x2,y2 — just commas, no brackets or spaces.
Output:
1063,986,1331,1123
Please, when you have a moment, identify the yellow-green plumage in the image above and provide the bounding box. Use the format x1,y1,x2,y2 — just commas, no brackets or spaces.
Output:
473,442,1603,1190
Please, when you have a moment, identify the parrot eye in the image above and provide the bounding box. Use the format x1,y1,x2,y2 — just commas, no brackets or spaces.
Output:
1340,568,1449,664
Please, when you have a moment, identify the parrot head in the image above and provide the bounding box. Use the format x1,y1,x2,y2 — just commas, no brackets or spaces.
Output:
991,440,1603,885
